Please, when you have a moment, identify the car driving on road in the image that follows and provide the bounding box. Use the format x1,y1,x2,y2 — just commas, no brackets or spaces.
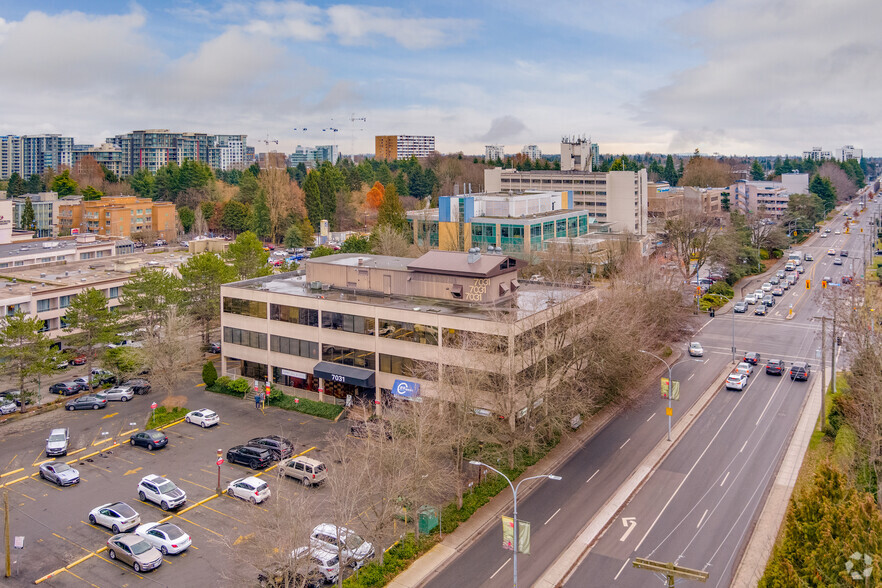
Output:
726,373,748,391
734,301,748,313
743,352,761,365
688,342,703,357
765,359,785,375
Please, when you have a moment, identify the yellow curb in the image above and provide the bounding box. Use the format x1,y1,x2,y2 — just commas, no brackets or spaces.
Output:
66,442,120,465
157,417,187,431
0,468,24,478
177,493,219,515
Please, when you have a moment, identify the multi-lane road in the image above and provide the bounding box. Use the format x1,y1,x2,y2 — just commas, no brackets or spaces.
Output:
425,203,871,588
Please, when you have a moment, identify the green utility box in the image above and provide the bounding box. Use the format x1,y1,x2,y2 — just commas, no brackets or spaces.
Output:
418,506,438,533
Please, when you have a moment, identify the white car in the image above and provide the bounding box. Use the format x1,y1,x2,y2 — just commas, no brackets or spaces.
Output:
227,476,271,504
761,282,773,292
820,232,827,238
753,289,765,300
744,294,757,305
726,373,748,391
88,502,141,533
0,398,16,414
185,408,219,428
137,475,187,510
134,522,192,555
688,342,703,357
100,386,134,402
291,546,340,583
310,524,374,568
834,230,841,235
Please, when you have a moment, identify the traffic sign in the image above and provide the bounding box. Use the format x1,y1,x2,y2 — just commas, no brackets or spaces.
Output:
150,402,158,409
216,458,224,466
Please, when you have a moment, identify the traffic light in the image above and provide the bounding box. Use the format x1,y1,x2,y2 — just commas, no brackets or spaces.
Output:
806,279,810,289
822,280,827,289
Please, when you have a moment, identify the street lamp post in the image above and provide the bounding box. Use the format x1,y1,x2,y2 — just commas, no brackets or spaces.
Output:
639,350,673,441
468,461,561,588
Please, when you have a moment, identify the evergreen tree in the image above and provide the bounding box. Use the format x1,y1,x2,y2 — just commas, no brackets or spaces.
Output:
177,206,195,233
50,169,78,196
393,172,409,197
750,160,765,181
226,231,271,280
220,200,252,234
376,184,408,234
64,288,118,383
318,169,337,230
82,186,103,201
129,168,156,199
25,174,44,193
237,170,260,204
6,173,25,197
250,191,272,240
376,163,393,186
662,155,679,186
810,175,836,212
20,197,35,231
0,311,55,412
179,252,238,344
303,172,322,231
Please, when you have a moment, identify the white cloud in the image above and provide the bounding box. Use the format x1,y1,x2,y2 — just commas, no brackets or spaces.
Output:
638,0,882,154
326,5,475,50
244,1,325,40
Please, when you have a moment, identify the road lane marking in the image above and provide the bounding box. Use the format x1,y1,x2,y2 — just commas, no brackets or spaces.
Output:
619,517,637,541
101,412,118,419
3,454,17,471
614,558,631,580
688,373,695,381
697,509,708,528
200,503,247,523
755,386,778,425
646,413,655,422
720,471,730,486
619,438,630,450
123,467,143,476
66,447,88,457
61,567,100,588
740,439,749,453
586,469,599,484
545,508,561,525
490,558,511,579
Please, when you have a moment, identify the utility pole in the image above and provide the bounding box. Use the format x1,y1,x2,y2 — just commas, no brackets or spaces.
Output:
632,558,708,587
831,313,837,395
4,490,10,578
819,317,826,432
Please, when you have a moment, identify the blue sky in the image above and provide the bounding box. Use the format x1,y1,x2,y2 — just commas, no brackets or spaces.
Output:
0,1,879,157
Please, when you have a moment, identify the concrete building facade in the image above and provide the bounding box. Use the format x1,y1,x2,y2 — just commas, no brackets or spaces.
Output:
729,173,809,219
58,196,176,240
485,145,505,161
0,135,75,180
374,135,436,160
72,143,124,178
107,130,248,175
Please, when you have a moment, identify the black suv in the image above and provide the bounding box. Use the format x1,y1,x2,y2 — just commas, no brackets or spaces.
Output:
765,359,785,376
790,362,811,381
226,445,273,469
247,436,294,460
124,379,151,395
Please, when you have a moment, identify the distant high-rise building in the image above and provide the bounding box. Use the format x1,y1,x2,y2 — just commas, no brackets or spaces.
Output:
485,145,505,161
208,135,248,171
375,135,435,160
288,145,340,167
72,143,124,178
107,130,248,176
802,147,832,161
835,145,862,162
0,134,74,180
521,145,542,161
560,136,592,172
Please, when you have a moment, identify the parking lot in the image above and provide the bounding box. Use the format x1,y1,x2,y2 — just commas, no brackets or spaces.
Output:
0,371,350,586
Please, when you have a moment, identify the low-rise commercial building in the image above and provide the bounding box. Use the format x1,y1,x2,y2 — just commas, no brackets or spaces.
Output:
58,196,176,240
12,192,68,238
729,173,809,218
220,250,593,413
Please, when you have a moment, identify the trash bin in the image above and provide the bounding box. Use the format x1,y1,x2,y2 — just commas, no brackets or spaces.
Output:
418,506,438,534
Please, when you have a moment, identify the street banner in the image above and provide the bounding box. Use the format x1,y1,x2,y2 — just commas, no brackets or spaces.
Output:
501,517,531,554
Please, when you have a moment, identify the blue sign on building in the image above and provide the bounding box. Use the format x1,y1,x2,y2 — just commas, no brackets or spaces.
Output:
391,379,420,399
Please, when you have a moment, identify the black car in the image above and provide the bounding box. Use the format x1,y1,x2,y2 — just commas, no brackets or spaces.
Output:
765,359,785,376
841,250,848,257
754,305,767,316
247,436,294,460
66,395,108,411
130,430,168,451
124,379,151,395
742,352,761,365
50,382,80,396
226,445,273,469
208,342,221,354
790,362,811,381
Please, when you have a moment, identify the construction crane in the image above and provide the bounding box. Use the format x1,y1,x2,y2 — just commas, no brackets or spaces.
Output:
258,135,279,169
349,113,366,159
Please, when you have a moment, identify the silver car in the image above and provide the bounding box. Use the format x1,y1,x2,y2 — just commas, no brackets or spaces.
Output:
99,386,134,402
0,398,16,415
106,533,163,572
39,461,79,486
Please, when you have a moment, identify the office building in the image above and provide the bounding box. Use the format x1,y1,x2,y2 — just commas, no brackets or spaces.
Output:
729,173,809,219
288,145,340,167
375,135,435,160
647,182,684,222
834,145,863,162
485,145,505,161
13,192,67,238
561,136,592,172
0,135,75,180
219,250,593,411
802,147,832,161
58,196,176,240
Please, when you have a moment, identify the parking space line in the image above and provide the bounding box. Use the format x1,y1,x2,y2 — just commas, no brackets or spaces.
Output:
3,454,18,471
93,551,146,580
118,427,138,437
174,514,224,538
66,447,88,457
0,467,23,478
61,568,101,587
1,473,36,488
201,503,247,523
177,493,220,515
67,443,120,465
19,492,35,501
178,478,216,492
157,417,187,431
91,437,115,447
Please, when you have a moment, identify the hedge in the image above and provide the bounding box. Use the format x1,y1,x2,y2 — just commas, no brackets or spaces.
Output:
207,377,343,420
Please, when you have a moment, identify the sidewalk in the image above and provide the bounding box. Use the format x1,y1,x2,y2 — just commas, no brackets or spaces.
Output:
730,367,822,587
389,357,732,588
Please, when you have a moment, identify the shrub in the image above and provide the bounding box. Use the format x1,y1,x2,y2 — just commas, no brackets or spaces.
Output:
708,281,734,298
202,361,218,387
267,392,344,420
228,377,251,395
146,406,188,429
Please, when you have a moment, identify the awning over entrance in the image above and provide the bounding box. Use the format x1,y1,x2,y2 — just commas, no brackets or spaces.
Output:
313,362,375,388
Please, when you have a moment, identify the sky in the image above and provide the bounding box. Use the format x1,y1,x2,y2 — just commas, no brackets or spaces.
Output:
0,0,879,158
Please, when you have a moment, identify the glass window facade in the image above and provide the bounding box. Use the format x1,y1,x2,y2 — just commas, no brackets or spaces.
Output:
500,225,524,251
472,223,496,249
379,353,438,380
321,311,374,335
530,224,542,250
223,327,268,349
579,214,588,235
109,287,119,299
270,335,319,359
59,295,70,308
223,297,267,319
322,344,375,369
567,217,578,237
36,299,51,312
377,319,439,345
270,303,318,326
556,219,567,237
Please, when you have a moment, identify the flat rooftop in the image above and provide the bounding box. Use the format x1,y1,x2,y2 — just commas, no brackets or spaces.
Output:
226,271,588,322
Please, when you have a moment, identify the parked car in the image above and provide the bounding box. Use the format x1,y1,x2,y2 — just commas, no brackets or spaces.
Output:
765,359,785,375
130,430,168,451
2,389,30,407
45,427,69,456
71,355,87,366
90,368,117,385
310,524,374,568
134,522,192,555
88,502,141,533
227,476,271,504
106,533,163,573
725,373,748,391
50,381,81,396
99,386,134,402
66,395,107,411
734,301,748,313
742,352,761,365
0,396,17,414
123,379,151,395
790,362,811,381
185,408,219,428
137,475,186,510
279,455,327,487
208,342,222,354
291,546,340,584
53,357,69,370
226,445,273,469
39,461,79,486
248,436,294,460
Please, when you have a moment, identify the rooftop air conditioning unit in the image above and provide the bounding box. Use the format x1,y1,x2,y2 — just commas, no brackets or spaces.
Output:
321,284,330,291
309,281,322,290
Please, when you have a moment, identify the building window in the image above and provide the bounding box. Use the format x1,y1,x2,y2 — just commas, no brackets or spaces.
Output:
556,219,567,238
13,261,23,266
322,344,375,369
270,335,319,359
270,303,318,326
377,319,439,345
59,295,71,308
567,217,578,237
543,221,554,240
108,287,119,299
320,311,375,335
38,320,48,333
36,299,51,312
223,327,268,350
579,215,588,235
223,297,268,319
379,353,438,380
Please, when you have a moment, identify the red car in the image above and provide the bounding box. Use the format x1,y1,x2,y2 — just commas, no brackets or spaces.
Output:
71,355,87,366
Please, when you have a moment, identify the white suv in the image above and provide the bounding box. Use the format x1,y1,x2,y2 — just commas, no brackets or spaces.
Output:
137,475,187,510
310,524,374,568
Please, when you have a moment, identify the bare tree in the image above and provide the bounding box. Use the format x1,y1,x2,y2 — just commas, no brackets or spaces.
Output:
679,156,734,187
139,306,199,403
371,224,412,256
663,211,721,281
819,161,857,202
